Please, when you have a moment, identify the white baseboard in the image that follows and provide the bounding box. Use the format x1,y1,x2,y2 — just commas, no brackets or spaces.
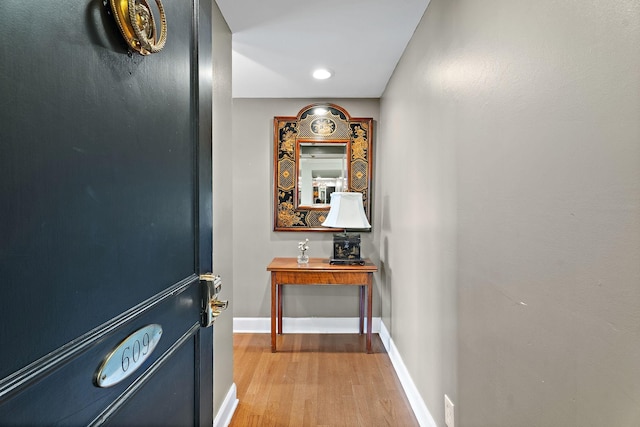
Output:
380,321,437,427
233,317,381,333
213,382,238,427
378,318,392,351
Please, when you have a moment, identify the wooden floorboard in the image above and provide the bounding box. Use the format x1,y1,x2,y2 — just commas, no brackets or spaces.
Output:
230,333,419,427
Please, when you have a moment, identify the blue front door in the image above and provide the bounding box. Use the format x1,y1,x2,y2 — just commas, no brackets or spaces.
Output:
0,0,214,424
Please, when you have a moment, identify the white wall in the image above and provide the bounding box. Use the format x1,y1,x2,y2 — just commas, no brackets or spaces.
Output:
382,0,640,426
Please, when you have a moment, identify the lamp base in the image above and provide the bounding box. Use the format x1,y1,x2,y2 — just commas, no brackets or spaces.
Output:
329,258,366,266
330,232,363,265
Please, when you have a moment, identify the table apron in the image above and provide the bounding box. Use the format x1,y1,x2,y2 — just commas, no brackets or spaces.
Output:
272,271,371,285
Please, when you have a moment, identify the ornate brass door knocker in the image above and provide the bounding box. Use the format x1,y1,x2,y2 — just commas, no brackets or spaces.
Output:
110,0,167,55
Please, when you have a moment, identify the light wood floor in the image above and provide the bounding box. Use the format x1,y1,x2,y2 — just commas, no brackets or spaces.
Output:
229,333,419,427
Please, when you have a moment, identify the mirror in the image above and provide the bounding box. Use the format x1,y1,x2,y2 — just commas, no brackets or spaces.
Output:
274,104,373,231
298,143,347,207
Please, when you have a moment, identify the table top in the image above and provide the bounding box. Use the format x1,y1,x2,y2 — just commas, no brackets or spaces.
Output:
267,257,377,273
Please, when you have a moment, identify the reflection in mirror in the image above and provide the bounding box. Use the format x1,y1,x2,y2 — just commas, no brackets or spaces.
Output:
298,143,347,207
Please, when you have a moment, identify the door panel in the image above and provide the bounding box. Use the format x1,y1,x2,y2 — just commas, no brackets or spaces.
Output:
0,0,214,424
104,340,197,427
0,279,200,425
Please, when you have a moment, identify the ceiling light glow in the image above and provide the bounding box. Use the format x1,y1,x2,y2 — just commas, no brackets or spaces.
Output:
313,69,333,80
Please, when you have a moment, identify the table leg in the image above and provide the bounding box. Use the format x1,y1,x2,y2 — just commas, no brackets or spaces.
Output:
271,273,277,352
359,286,365,334
366,274,372,353
278,284,283,335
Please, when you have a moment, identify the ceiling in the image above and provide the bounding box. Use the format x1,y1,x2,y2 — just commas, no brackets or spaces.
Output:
215,0,430,99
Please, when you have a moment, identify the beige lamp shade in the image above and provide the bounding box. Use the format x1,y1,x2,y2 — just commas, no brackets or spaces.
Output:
321,192,371,229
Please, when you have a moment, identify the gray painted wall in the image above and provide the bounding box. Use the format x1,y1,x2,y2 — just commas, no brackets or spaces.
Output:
211,1,234,419
378,1,458,424
231,99,381,319
382,0,640,426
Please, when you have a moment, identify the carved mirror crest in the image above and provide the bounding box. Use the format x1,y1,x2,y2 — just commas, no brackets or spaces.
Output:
274,103,373,231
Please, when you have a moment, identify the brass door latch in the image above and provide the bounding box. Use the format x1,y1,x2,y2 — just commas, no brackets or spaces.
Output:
199,274,228,327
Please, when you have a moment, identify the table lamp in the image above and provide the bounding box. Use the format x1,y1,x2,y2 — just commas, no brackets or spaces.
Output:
321,192,371,265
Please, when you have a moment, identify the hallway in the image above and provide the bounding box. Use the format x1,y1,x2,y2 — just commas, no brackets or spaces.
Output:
230,333,419,426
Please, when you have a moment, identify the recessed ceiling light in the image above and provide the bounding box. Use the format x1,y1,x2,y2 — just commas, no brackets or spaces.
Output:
312,68,333,80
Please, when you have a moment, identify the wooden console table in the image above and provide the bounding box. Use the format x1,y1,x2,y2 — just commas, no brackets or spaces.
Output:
267,257,377,353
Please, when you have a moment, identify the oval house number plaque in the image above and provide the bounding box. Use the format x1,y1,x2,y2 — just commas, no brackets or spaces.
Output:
95,324,163,388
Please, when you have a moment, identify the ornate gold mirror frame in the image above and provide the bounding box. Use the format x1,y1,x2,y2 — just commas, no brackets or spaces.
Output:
274,104,373,232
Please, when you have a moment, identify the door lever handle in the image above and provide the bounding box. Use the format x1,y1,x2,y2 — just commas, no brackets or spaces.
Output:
209,298,229,319
210,299,228,311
